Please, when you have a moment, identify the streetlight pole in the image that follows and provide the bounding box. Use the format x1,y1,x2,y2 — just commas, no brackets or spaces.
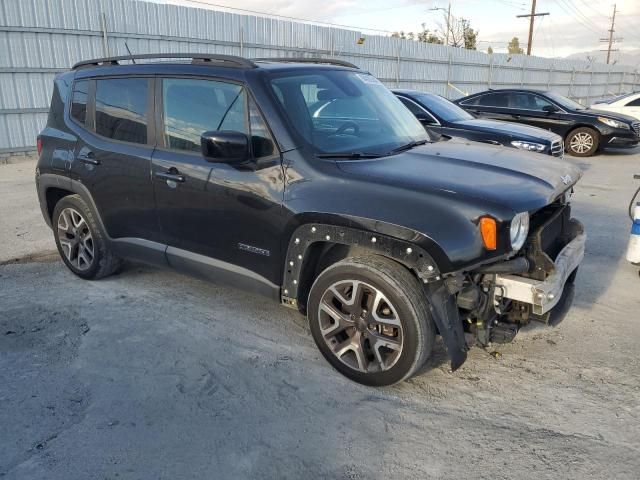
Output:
430,3,451,46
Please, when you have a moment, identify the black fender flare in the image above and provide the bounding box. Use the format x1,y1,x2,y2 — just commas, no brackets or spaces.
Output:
37,173,109,237
282,221,467,371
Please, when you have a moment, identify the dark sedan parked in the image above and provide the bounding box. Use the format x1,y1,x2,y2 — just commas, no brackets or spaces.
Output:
394,89,564,157
454,88,640,157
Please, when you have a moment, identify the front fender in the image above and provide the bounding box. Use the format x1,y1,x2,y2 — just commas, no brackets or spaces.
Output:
281,218,468,372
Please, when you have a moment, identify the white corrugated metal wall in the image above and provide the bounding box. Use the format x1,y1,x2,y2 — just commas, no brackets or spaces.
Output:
1,0,639,153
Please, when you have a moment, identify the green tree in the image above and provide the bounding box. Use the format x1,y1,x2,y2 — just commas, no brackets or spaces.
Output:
487,46,494,54
508,37,524,54
417,29,444,44
462,19,478,50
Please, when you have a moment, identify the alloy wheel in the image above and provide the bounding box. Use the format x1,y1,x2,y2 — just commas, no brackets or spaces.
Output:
317,279,404,373
57,207,94,271
569,132,594,154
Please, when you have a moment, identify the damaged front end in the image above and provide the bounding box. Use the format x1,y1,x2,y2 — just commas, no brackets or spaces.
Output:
448,199,585,354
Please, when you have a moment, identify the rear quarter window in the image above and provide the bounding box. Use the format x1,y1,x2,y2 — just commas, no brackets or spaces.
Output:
70,80,89,125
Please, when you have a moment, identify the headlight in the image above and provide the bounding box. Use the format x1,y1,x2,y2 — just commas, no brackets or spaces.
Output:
511,140,546,152
598,116,630,129
510,212,530,251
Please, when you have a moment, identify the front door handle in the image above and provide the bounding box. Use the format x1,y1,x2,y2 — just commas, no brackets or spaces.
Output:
77,150,100,165
511,114,521,119
155,170,185,183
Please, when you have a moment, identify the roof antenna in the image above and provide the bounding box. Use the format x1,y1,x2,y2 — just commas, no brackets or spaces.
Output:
124,42,136,63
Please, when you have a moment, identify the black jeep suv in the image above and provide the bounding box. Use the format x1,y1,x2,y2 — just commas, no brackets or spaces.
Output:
36,54,585,386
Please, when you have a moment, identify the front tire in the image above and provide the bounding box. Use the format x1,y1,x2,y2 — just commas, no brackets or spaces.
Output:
52,194,120,280
566,127,599,157
307,255,435,386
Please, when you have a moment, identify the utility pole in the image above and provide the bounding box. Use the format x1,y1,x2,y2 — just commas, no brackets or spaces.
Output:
600,4,621,64
516,0,549,56
430,3,451,46
445,3,451,46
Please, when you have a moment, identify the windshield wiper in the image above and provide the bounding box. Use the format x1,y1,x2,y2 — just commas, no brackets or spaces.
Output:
316,152,385,159
388,139,429,154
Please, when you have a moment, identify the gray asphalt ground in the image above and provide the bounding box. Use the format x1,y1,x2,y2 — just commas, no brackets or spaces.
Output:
1,152,640,479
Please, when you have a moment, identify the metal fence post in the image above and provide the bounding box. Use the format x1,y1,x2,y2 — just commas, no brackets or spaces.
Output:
569,68,575,98
100,12,109,57
547,61,553,90
446,51,452,97
587,68,593,103
487,53,493,89
605,66,611,95
239,25,244,57
520,56,526,87
396,40,401,88
330,30,335,57
619,71,625,94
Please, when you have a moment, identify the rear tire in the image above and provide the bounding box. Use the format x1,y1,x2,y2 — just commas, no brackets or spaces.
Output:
52,194,121,280
307,255,435,386
565,127,599,157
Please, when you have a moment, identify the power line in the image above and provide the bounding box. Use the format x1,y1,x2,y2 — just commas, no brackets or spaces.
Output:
554,0,601,35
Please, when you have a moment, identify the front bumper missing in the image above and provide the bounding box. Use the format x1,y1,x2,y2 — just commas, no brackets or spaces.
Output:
494,223,586,316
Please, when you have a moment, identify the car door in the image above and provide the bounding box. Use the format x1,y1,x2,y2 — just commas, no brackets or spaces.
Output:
459,92,514,122
507,92,567,132
68,76,161,243
151,76,284,288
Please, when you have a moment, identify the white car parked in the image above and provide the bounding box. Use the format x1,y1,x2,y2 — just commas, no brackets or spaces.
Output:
591,92,640,120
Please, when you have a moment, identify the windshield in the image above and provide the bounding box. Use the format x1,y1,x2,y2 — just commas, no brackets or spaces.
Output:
544,91,586,110
268,70,428,155
598,92,635,104
416,94,473,122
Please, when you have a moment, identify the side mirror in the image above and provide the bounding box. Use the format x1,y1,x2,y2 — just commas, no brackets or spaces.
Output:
201,131,249,163
415,112,437,125
542,104,559,114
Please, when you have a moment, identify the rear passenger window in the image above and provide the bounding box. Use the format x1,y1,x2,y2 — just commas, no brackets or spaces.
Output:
478,92,510,107
70,80,89,125
162,78,247,152
626,98,640,107
462,92,510,107
95,78,148,144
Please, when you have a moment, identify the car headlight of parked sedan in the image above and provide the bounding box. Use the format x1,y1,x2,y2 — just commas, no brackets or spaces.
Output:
510,140,546,152
510,212,530,251
598,116,630,129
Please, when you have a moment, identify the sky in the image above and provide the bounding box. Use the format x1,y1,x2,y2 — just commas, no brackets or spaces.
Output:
157,0,640,61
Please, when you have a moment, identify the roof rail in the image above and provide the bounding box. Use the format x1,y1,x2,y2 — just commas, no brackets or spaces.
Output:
253,57,359,69
72,53,257,70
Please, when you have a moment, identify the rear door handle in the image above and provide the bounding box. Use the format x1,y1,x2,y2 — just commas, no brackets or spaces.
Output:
155,170,185,183
77,151,100,165
511,114,521,119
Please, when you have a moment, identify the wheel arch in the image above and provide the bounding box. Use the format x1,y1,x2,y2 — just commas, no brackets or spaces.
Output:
281,214,449,311
38,173,109,236
564,124,602,141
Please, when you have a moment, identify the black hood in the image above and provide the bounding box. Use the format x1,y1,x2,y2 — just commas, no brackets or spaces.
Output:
452,118,561,142
336,141,582,214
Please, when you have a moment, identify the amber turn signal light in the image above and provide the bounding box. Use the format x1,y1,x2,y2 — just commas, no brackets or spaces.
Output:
479,217,497,250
